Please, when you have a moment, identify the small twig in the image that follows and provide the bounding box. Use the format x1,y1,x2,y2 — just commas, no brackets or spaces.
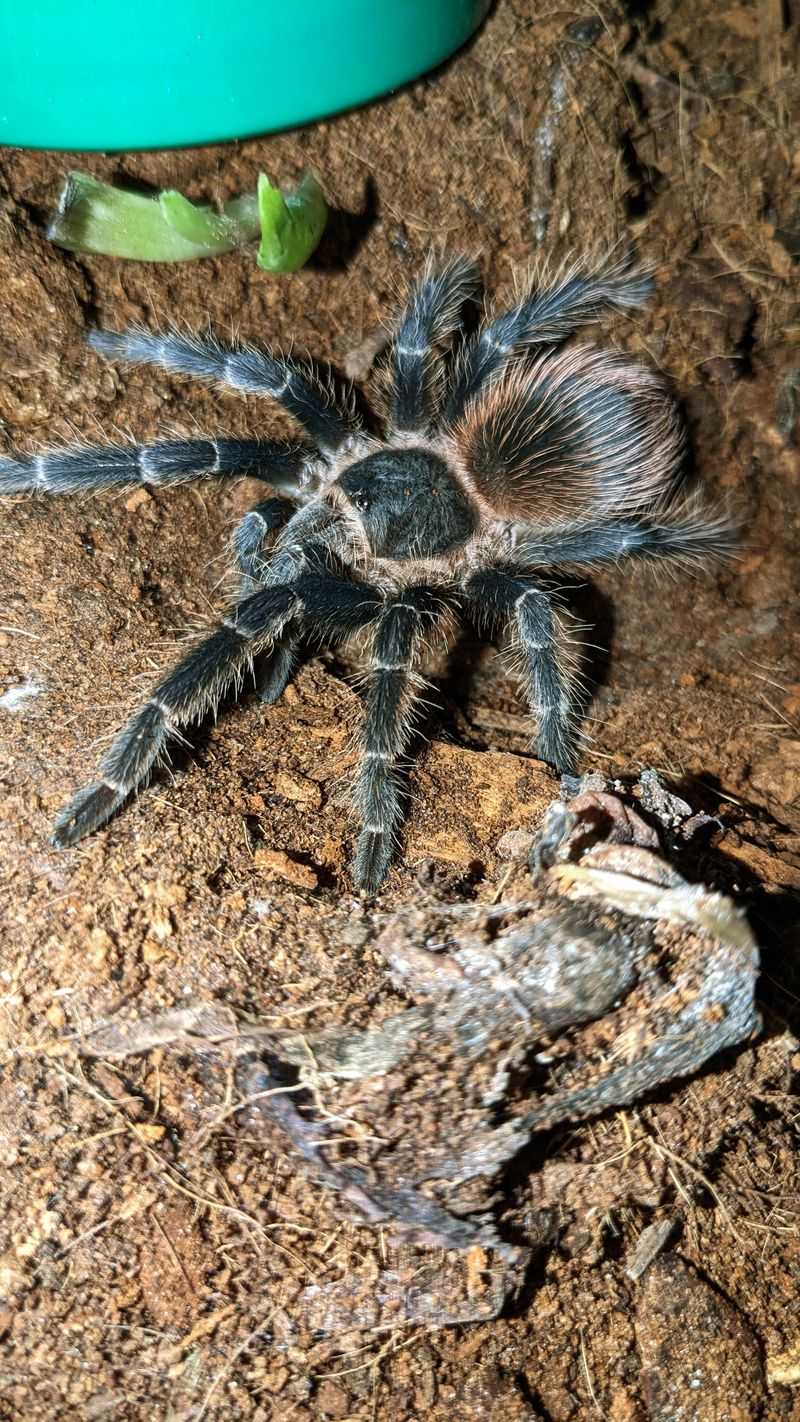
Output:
578,1326,604,1416
150,1209,197,1296
314,1328,423,1381
193,1310,274,1422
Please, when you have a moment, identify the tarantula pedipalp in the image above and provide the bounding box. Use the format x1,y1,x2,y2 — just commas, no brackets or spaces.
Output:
0,253,734,892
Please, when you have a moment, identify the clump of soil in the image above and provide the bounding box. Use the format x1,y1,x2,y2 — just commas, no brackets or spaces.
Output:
1,0,799,1417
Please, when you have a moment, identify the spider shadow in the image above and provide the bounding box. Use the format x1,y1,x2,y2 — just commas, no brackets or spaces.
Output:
433,579,616,753
651,769,800,1032
495,1027,773,1310
490,778,800,1278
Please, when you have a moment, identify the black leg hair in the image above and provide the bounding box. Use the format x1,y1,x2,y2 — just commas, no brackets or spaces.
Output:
465,569,579,774
353,587,449,893
51,572,383,849
0,437,313,496
88,328,359,454
445,251,653,422
233,496,299,587
234,499,340,703
513,503,738,571
253,502,371,707
390,256,481,433
233,495,302,702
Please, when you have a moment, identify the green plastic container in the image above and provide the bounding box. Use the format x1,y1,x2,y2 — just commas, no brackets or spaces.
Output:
0,0,491,151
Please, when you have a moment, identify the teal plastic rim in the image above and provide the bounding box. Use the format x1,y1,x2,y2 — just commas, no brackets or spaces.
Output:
1,0,492,152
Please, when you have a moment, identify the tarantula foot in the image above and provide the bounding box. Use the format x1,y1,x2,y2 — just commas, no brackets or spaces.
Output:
253,644,296,705
354,829,393,896
51,781,124,848
559,772,583,799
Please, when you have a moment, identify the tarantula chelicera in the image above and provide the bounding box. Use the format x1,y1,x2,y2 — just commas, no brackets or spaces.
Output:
1,253,733,891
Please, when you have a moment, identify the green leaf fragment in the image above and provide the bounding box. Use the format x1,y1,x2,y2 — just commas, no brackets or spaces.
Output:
256,173,328,273
47,172,254,261
48,171,327,271
158,189,257,252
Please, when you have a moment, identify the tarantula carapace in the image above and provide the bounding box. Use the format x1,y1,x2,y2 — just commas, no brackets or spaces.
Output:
0,254,733,891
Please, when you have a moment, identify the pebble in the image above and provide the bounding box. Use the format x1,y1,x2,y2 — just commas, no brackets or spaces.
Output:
750,738,800,806
635,1253,766,1421
274,769,323,808
124,486,152,513
253,847,318,890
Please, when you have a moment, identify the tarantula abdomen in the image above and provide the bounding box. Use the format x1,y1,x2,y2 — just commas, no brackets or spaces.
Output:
453,345,684,523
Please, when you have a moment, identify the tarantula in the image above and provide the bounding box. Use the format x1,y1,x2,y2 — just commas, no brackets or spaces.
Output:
0,253,733,892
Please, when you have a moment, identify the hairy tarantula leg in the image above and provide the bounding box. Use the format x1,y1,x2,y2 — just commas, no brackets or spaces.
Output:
233,497,298,587
465,570,579,774
390,255,481,432
353,587,448,894
233,498,333,703
445,251,653,420
0,438,313,497
514,505,738,570
233,496,301,704
88,328,359,454
51,573,382,849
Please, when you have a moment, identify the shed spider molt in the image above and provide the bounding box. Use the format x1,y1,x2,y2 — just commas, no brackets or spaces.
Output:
1,252,735,892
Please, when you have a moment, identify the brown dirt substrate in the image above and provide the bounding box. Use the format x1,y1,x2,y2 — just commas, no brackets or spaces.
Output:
1,1,799,1418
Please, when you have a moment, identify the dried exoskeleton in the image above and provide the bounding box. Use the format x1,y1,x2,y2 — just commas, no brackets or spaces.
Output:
83,779,760,1288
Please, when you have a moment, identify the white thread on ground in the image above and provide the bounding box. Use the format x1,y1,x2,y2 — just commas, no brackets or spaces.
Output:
0,678,45,712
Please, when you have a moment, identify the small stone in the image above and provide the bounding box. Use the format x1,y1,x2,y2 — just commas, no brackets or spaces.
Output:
87,927,112,965
253,848,318,890
275,770,322,808
314,1381,350,1418
767,1341,800,1386
124,486,152,513
496,829,536,861
148,908,173,942
635,1253,766,1421
142,940,170,965
134,1123,166,1143
45,1002,66,1030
